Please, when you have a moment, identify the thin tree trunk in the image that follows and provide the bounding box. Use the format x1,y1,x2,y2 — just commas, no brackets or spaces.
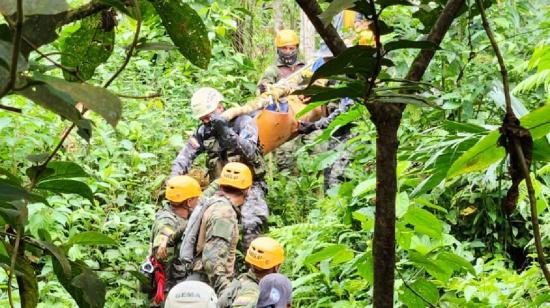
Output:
300,11,316,62
295,0,465,306
273,0,283,31
368,104,402,307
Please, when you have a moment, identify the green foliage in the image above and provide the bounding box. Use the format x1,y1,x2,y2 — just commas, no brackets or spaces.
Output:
1,0,550,307
151,0,211,68
60,14,115,81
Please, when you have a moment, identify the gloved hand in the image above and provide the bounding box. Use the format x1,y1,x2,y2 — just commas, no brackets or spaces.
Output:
210,112,228,133
258,83,268,94
298,121,317,135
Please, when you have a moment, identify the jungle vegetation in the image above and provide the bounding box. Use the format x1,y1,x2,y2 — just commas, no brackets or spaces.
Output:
0,0,549,307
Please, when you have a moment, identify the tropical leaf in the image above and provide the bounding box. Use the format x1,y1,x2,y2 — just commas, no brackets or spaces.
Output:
151,0,211,68
447,103,550,178
29,73,122,127
35,179,94,203
60,14,115,81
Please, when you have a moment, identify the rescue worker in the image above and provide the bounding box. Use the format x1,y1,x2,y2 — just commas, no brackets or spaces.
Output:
165,280,218,308
218,236,285,307
299,43,355,190
170,87,268,250
256,273,293,308
258,29,305,93
147,175,202,305
186,162,252,295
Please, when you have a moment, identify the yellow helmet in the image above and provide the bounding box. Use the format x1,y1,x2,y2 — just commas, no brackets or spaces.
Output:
218,162,253,189
166,176,202,202
245,237,285,269
191,87,224,119
275,30,299,47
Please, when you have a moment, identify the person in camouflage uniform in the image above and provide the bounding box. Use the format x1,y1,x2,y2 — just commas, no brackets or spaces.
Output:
187,162,253,295
170,87,268,251
149,175,202,302
299,44,356,190
218,237,285,308
257,29,305,93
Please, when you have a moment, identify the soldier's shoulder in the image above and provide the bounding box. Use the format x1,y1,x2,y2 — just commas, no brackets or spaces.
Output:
204,196,236,219
155,206,176,220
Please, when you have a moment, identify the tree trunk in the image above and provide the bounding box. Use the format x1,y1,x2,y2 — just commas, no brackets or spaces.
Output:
368,104,403,307
294,0,465,307
273,0,283,31
300,11,316,62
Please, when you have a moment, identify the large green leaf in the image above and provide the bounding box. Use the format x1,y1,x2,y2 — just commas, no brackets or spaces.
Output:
0,182,29,202
53,259,106,308
67,231,116,247
17,81,93,140
435,251,475,275
0,202,21,226
30,74,122,127
399,277,439,308
308,45,377,85
151,0,211,68
305,244,354,265
0,0,68,15
403,207,442,239
447,103,550,178
27,161,89,185
408,251,452,282
0,167,22,186
0,40,28,86
35,179,94,203
36,240,72,278
60,14,115,81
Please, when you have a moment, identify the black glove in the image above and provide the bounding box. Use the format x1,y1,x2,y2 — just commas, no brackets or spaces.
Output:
210,113,228,134
258,83,268,94
298,121,317,135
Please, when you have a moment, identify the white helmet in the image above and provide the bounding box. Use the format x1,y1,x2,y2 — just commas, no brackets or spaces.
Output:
190,87,224,119
165,281,218,308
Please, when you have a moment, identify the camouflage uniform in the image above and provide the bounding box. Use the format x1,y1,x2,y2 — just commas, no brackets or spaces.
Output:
257,58,305,92
316,98,355,190
258,58,308,172
150,204,189,291
170,114,268,250
190,194,240,294
231,270,260,308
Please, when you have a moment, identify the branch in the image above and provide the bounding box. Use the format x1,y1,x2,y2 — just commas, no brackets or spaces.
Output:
0,104,22,113
475,0,550,286
46,0,142,160
103,0,142,87
116,92,162,99
0,0,23,99
365,2,382,101
406,0,466,82
55,2,109,28
295,0,347,56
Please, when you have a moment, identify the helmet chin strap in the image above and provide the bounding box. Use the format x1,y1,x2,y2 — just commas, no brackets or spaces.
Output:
277,49,298,66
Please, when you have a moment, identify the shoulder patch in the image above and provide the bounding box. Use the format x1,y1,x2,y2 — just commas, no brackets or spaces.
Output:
206,216,235,242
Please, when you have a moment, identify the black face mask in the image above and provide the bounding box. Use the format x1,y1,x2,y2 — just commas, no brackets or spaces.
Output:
277,49,298,66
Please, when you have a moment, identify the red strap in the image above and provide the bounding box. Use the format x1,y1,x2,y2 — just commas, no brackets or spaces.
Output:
150,257,166,304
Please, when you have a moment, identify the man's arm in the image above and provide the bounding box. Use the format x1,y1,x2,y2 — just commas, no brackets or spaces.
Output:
202,211,238,293
211,115,261,163
170,136,202,177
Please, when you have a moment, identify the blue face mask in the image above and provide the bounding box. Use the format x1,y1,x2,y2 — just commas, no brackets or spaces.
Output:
277,49,298,66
